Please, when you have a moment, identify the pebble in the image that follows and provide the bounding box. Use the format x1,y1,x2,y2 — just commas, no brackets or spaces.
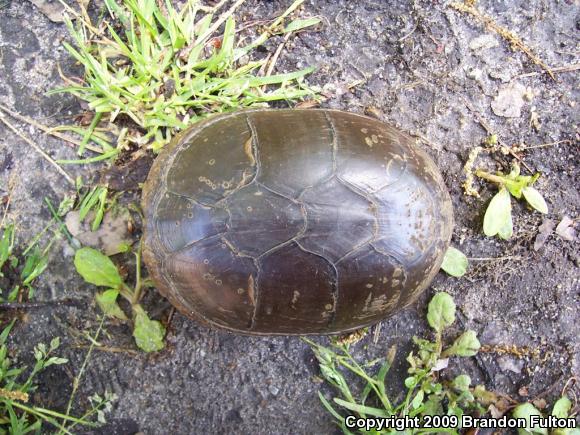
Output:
491,82,527,118
498,356,524,374
469,34,499,51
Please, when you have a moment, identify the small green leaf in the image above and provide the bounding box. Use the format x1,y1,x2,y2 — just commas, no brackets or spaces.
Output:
284,17,321,33
45,356,69,366
522,186,548,214
404,376,417,388
411,389,424,409
513,403,548,435
96,289,128,320
505,178,527,198
551,396,572,418
133,305,165,352
444,330,480,357
427,292,456,333
452,374,471,391
483,188,512,237
497,210,513,240
0,224,15,271
441,247,468,277
74,247,123,288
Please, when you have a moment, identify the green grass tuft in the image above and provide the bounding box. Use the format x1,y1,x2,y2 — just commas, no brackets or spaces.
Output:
51,0,321,157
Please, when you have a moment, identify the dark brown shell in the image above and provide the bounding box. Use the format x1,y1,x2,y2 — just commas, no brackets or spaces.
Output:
142,109,453,335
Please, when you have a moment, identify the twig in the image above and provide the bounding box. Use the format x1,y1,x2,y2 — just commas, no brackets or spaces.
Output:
0,103,102,153
0,113,75,186
519,140,571,150
467,255,523,261
0,299,86,311
450,2,555,81
71,344,140,357
63,316,105,426
515,63,580,79
196,0,247,46
264,33,291,78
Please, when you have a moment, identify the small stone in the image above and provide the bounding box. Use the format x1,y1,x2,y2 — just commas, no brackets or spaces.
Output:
489,68,513,83
555,216,577,241
268,385,280,396
469,34,499,51
534,219,555,251
491,82,527,118
498,356,524,374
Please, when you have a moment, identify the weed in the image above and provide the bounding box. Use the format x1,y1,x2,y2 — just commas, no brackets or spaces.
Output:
0,223,53,303
441,247,468,278
50,0,321,158
73,245,163,352
477,163,548,239
0,321,112,433
306,292,484,434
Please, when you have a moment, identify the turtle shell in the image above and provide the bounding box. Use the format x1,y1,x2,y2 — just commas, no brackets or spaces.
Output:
142,109,453,335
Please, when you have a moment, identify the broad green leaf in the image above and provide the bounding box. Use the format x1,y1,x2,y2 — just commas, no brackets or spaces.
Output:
284,17,321,33
483,188,512,237
498,210,513,240
551,396,572,418
522,187,548,214
133,305,165,352
427,292,456,332
452,374,471,391
74,247,123,288
441,247,468,277
444,330,480,357
96,289,128,320
513,403,548,435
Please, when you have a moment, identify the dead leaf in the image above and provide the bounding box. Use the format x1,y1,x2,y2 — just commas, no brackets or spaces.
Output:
431,358,449,372
28,0,65,22
532,397,547,410
65,210,134,255
534,219,555,251
555,216,577,241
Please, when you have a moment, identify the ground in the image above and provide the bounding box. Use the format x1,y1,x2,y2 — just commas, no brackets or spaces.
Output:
0,0,578,434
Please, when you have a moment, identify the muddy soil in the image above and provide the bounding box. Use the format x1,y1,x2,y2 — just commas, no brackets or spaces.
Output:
0,0,578,434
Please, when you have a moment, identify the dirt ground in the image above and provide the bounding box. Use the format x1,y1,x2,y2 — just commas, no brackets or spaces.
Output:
0,0,578,434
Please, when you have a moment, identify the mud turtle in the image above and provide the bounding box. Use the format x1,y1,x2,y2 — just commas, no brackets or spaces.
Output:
142,109,453,335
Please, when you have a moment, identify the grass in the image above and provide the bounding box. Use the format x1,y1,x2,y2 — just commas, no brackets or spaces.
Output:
50,0,321,159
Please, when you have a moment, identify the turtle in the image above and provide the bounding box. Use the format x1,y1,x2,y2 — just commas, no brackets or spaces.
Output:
141,109,453,335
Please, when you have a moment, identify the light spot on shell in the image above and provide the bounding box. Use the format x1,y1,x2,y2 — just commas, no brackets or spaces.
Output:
247,275,256,306
244,137,255,166
208,159,215,166
365,137,374,147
